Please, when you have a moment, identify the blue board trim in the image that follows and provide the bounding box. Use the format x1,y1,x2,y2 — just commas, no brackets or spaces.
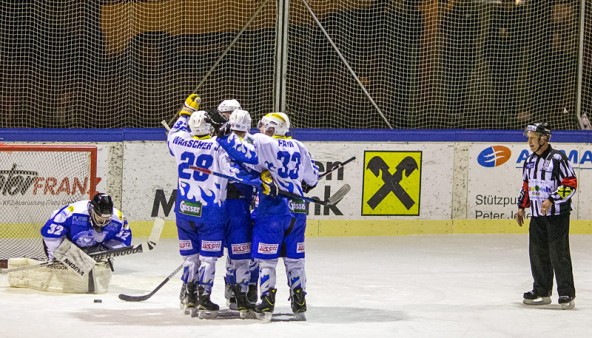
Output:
1,128,591,143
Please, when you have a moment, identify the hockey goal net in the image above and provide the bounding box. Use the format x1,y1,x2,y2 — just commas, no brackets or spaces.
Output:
0,145,97,266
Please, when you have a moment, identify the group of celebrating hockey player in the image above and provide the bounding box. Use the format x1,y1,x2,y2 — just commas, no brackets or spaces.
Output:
166,94,319,320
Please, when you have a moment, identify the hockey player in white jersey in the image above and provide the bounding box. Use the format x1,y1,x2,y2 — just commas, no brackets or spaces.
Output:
221,109,261,317
217,112,319,321
167,98,234,319
212,99,259,312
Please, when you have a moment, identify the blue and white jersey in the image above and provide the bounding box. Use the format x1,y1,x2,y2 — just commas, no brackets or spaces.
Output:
167,116,233,223
41,200,132,259
226,133,258,201
218,133,319,217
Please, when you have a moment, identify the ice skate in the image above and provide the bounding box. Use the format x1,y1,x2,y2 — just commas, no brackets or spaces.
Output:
290,287,307,321
255,288,277,322
225,282,237,310
558,296,575,310
522,290,551,305
196,286,219,319
233,285,256,319
179,283,186,310
182,283,197,315
247,283,258,306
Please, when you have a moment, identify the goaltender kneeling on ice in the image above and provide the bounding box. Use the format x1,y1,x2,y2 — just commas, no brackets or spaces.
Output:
8,193,132,294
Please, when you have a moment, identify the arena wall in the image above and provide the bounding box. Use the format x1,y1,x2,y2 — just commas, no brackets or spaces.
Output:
2,129,591,238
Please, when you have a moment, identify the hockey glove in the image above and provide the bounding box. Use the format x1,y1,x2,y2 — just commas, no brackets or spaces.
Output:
302,182,316,193
260,171,278,197
179,94,201,117
185,93,201,110
207,108,228,125
217,122,232,137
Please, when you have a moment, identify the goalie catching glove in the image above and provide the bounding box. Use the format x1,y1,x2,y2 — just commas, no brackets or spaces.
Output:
260,171,278,197
179,93,202,117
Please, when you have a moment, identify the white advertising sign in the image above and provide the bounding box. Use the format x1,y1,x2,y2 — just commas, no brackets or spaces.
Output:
467,143,590,221
120,141,455,221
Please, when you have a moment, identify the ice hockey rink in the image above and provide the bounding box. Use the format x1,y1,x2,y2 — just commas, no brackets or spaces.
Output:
2,234,592,338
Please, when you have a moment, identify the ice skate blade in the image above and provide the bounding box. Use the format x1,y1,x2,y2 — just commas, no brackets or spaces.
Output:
523,297,551,305
197,310,218,319
255,311,273,322
560,301,575,310
184,306,194,315
239,309,257,319
292,312,306,321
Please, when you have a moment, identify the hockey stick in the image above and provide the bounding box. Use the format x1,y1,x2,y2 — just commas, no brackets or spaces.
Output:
161,120,171,132
0,217,165,274
319,156,356,179
189,166,350,206
118,263,183,302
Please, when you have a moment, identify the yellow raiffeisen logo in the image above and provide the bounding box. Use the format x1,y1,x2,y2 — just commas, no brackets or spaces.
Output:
362,151,422,216
558,186,573,199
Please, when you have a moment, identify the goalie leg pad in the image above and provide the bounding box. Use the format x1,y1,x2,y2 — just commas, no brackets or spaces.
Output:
8,258,54,291
8,258,111,293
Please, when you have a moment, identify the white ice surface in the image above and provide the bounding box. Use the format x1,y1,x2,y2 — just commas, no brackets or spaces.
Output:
1,235,591,338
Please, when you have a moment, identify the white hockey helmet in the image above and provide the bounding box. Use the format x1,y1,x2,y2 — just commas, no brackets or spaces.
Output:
217,99,242,114
229,109,252,132
258,112,290,136
188,110,212,136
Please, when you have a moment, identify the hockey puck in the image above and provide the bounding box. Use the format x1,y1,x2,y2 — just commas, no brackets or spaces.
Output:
94,299,102,303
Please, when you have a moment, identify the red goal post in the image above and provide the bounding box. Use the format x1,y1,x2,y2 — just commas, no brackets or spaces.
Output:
0,144,98,266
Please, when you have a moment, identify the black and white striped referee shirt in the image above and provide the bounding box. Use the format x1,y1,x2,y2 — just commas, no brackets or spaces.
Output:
517,145,577,218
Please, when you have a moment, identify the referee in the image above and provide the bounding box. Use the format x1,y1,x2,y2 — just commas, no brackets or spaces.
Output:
515,122,578,310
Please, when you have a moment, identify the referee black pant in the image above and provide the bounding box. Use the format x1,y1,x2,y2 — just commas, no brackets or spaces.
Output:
529,213,575,298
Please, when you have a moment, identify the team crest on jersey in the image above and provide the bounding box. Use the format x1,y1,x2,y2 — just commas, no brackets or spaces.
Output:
558,186,573,198
258,242,279,255
201,240,222,252
179,200,202,217
541,160,551,171
72,232,97,248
